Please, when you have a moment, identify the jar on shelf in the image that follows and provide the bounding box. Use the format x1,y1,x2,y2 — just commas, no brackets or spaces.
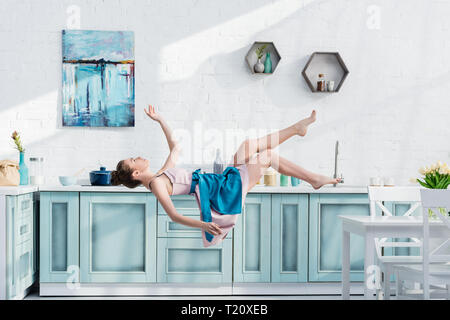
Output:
29,157,44,185
317,74,325,92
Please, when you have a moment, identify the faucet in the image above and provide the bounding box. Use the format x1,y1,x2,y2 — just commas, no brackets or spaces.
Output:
333,141,344,187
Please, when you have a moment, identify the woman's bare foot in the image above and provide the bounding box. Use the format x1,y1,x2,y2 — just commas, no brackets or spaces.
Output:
294,110,316,136
310,174,342,190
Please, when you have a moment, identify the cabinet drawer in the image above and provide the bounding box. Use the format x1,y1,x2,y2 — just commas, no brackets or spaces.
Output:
158,195,200,216
17,193,33,218
15,239,33,292
15,214,33,246
158,214,203,238
157,238,232,283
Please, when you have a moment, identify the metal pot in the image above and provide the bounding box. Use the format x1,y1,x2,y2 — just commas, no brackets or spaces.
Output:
89,166,111,186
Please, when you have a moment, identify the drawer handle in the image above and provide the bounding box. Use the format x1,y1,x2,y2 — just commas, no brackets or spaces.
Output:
21,200,31,211
20,223,29,236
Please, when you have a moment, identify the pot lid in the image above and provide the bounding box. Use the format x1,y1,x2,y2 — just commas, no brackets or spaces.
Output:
91,166,111,174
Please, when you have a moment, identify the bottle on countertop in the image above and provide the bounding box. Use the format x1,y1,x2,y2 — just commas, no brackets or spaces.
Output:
29,157,44,185
213,148,224,174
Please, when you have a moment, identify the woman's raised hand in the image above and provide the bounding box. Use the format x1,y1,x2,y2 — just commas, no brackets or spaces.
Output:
144,104,161,122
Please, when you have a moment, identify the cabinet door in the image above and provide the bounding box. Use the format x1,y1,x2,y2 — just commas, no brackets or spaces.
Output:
6,195,17,299
233,194,271,282
6,194,35,299
271,194,308,282
80,193,157,282
157,238,232,283
40,192,79,283
32,194,38,282
14,239,33,294
309,194,370,282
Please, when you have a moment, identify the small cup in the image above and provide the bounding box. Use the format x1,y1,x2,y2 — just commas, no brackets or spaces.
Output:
280,174,289,186
291,177,301,186
384,177,395,186
369,177,382,186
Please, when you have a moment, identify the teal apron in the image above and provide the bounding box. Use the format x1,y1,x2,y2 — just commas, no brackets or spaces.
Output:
189,166,243,242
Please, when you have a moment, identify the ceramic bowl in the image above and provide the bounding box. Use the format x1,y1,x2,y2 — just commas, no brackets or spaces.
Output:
59,176,77,186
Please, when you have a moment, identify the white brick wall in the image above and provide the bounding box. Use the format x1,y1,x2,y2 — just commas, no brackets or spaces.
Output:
0,0,449,185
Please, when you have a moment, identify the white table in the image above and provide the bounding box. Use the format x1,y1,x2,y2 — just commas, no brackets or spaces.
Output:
339,215,448,300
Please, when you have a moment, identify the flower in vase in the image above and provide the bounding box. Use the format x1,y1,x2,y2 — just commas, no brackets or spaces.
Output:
11,130,25,153
415,161,450,189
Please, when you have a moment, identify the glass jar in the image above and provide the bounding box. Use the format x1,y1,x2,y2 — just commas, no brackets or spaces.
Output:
280,174,289,186
264,168,277,186
29,157,44,185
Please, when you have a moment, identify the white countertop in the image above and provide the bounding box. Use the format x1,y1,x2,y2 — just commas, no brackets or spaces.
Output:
38,184,369,193
338,215,445,226
0,185,39,196
250,185,368,193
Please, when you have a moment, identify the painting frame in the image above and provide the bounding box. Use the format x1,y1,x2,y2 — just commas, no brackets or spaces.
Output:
62,30,135,127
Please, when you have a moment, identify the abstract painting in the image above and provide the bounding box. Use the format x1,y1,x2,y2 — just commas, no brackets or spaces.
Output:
62,30,135,127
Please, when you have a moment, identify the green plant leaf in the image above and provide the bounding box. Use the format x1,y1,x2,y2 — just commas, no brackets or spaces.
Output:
255,44,268,59
417,179,432,189
442,176,450,189
425,176,436,188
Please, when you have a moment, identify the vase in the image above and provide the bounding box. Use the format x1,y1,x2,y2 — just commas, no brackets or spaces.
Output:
254,58,265,73
19,152,29,185
264,52,272,73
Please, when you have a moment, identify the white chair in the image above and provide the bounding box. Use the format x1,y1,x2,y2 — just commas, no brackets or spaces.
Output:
393,189,450,300
368,186,423,299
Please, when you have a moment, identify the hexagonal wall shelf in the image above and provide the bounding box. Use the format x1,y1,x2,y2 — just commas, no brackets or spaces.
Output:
245,41,281,74
301,52,349,92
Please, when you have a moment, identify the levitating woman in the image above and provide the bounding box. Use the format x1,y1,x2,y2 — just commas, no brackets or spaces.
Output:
111,105,341,247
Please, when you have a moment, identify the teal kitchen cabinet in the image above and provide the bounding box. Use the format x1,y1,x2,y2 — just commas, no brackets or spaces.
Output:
157,195,232,283
79,193,157,282
233,194,271,282
40,192,79,283
271,194,308,282
309,194,370,282
5,193,35,299
157,238,232,283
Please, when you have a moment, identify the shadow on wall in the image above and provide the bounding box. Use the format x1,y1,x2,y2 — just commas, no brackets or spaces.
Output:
1,0,295,174
0,0,278,114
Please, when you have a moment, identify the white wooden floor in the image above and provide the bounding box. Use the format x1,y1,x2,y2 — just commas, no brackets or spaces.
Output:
25,291,366,300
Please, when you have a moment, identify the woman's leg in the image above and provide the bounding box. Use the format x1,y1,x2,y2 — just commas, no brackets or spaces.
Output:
232,110,316,166
246,149,341,191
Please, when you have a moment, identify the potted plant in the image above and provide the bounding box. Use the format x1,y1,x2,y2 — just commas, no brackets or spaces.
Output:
414,161,450,218
11,130,28,185
253,44,267,73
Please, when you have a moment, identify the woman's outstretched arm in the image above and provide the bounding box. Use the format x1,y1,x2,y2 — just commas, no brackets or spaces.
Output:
145,104,178,152
145,104,180,172
152,179,223,236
